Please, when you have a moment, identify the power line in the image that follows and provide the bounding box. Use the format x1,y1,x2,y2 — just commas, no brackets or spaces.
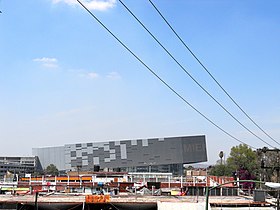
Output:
117,0,275,148
76,0,256,149
148,0,280,147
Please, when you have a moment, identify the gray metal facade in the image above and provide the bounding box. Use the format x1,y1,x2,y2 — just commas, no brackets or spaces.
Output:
32,146,65,171
32,135,207,172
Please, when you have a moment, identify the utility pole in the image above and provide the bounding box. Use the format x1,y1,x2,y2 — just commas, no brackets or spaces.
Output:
259,147,280,210
260,147,280,182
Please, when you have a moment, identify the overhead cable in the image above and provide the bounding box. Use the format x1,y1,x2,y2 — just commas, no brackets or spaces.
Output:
76,0,256,149
148,0,280,147
117,0,275,148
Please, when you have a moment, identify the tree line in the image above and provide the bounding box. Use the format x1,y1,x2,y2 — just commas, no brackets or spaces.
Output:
209,144,280,187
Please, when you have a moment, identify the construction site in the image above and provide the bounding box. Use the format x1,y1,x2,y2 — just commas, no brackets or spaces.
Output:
0,170,277,210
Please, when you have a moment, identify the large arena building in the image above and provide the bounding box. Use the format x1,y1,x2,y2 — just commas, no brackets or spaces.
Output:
32,135,207,175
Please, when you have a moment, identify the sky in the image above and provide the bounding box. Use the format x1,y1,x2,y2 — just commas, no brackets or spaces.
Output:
0,0,280,164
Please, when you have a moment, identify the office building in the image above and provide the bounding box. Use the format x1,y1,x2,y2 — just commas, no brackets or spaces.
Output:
0,156,42,178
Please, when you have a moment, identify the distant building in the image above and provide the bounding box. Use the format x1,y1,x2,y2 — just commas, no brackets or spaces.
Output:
0,156,43,178
32,135,207,175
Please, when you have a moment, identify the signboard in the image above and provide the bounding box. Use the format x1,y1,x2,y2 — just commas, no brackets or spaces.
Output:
85,195,110,203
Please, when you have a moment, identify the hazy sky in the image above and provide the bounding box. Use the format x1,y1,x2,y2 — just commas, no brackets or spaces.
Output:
0,0,279,164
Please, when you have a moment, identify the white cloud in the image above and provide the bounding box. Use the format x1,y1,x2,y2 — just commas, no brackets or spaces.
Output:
77,71,100,79
33,57,59,69
106,71,121,80
52,0,116,11
87,72,99,79
71,69,120,80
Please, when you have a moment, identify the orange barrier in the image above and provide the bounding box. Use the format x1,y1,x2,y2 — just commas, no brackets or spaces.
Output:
85,195,110,203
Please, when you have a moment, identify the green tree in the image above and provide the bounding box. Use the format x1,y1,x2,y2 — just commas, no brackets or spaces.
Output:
208,150,233,176
208,162,232,176
209,144,260,183
226,144,259,189
45,164,59,176
219,151,224,164
227,144,258,174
